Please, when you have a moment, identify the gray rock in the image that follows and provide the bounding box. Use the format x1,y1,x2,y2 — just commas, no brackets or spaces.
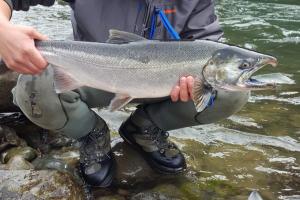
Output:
0,170,84,199
32,156,82,184
0,125,27,153
112,138,161,187
5,155,34,170
1,146,37,164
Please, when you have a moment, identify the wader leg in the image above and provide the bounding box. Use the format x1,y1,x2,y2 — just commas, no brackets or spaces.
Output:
144,90,249,131
12,66,114,139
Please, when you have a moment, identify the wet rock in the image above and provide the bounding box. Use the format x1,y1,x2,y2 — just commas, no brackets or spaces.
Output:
48,133,75,148
32,156,82,184
1,146,37,164
0,125,27,153
5,155,34,170
49,147,80,167
0,170,84,199
130,192,169,200
112,138,160,187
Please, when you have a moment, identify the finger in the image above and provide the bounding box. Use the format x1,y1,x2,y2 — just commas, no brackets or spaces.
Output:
25,27,48,40
4,59,33,74
170,86,180,102
19,60,42,74
28,47,48,70
12,62,36,74
179,77,189,102
187,76,194,99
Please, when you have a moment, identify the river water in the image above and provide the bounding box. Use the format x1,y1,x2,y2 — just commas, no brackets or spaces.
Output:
10,0,300,199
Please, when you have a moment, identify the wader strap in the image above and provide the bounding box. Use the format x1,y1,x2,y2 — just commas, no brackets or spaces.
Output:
149,7,180,40
149,7,216,109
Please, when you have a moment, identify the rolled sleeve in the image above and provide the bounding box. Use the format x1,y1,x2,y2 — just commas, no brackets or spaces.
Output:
180,0,223,41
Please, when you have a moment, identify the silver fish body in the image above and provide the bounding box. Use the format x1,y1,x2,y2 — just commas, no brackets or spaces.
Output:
37,40,226,98
36,30,277,111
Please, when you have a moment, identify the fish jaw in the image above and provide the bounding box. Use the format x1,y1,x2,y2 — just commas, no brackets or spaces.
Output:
236,56,278,90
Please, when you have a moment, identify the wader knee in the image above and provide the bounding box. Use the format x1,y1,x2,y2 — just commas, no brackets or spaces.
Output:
145,90,249,131
12,67,96,139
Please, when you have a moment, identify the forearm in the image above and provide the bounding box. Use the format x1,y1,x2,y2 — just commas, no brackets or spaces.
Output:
0,0,12,22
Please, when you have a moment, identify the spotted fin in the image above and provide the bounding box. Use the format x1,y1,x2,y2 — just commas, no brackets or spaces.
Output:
109,94,133,112
52,66,83,93
192,76,213,112
107,29,147,44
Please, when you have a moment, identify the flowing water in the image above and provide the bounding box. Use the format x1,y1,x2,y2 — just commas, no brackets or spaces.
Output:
10,0,300,199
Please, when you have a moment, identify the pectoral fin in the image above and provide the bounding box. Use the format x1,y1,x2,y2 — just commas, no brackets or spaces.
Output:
52,66,83,93
109,94,133,112
192,76,212,113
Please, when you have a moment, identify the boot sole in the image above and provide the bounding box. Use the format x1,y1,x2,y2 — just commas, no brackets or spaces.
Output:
119,127,185,175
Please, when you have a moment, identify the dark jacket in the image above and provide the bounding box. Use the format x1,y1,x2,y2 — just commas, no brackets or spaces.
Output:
4,0,223,42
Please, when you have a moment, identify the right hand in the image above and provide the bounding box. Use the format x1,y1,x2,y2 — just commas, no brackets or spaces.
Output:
0,22,48,74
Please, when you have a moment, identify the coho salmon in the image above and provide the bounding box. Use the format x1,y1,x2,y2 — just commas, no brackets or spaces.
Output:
36,30,277,111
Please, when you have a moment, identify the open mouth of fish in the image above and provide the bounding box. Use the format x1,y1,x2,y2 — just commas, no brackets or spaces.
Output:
237,56,278,90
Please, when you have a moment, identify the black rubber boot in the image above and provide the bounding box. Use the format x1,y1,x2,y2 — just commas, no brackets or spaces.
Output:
119,105,186,174
78,116,114,187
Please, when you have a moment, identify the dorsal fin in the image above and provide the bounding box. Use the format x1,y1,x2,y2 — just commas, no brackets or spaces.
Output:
107,29,147,44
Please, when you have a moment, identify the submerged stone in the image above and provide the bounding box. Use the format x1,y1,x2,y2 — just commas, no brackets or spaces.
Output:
5,155,34,170
0,125,27,153
32,156,82,184
1,146,37,164
0,170,84,199
49,148,80,167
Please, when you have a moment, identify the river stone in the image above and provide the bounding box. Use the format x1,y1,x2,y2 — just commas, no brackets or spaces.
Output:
0,170,84,199
32,156,82,184
5,155,34,170
112,138,161,186
50,148,80,167
1,146,37,164
0,125,27,153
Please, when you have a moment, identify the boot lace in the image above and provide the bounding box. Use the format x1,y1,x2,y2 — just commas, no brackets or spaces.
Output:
144,126,177,155
79,126,110,166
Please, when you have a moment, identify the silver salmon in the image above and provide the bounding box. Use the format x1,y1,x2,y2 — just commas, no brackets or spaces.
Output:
36,30,277,111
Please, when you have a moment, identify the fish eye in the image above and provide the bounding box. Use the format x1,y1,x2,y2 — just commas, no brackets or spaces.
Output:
239,62,250,69
209,60,214,65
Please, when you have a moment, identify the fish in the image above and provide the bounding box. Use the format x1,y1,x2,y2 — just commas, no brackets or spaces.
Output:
35,30,278,112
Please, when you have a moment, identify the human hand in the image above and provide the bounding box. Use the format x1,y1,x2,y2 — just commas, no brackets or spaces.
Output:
170,76,194,102
0,22,48,74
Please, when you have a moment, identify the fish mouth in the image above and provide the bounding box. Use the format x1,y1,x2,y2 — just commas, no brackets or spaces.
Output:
237,56,278,90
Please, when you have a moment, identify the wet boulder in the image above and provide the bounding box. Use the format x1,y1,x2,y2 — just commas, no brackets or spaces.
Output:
0,125,27,153
0,170,84,200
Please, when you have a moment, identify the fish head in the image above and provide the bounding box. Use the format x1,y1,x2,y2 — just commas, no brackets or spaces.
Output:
203,46,278,91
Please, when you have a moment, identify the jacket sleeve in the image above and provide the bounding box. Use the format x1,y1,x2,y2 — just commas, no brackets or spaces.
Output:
3,0,55,11
180,0,223,41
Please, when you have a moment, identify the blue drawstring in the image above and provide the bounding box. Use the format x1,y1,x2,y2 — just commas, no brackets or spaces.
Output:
149,7,216,109
149,8,180,40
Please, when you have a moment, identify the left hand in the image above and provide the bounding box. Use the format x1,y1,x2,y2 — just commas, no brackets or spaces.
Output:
170,76,194,102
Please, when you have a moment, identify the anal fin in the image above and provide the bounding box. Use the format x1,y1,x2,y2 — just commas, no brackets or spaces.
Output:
52,66,83,93
109,94,133,112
